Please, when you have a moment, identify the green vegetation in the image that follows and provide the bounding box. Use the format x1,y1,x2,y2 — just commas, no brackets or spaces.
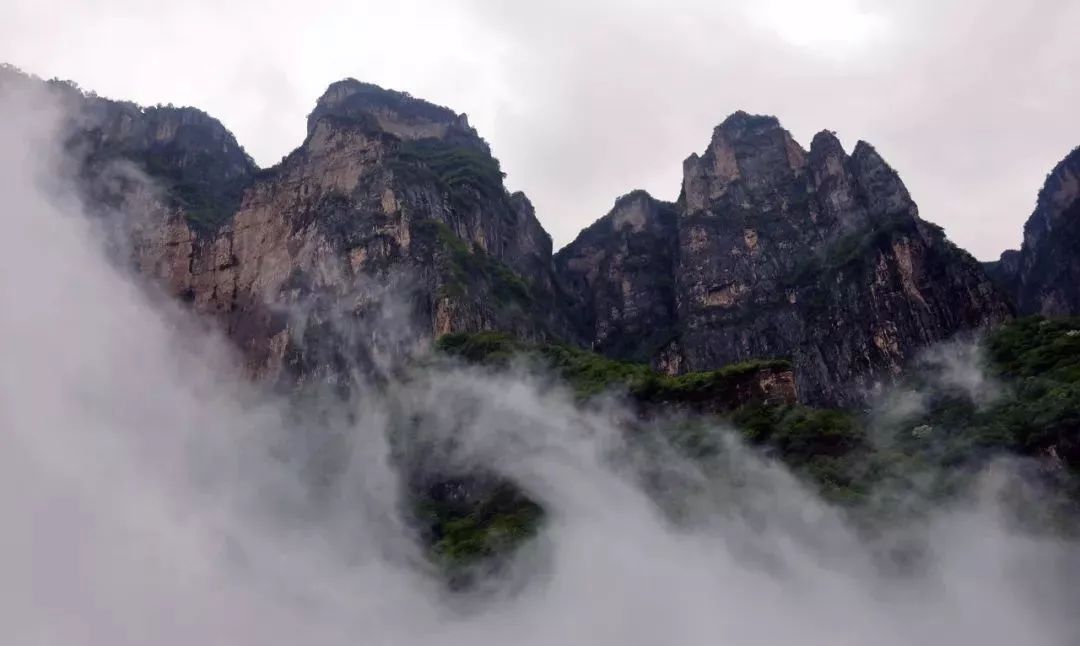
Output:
426,332,794,578
321,80,458,126
84,119,254,234
415,481,543,585
634,359,792,403
423,317,1080,576
917,316,1080,467
392,138,508,214
413,220,531,305
792,317,1080,510
727,318,1080,506
732,404,873,502
436,330,790,401
437,329,652,397
784,213,921,288
144,152,250,233
439,320,1080,506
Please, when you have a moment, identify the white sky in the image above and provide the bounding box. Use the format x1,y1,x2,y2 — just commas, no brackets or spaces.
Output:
3,0,1078,258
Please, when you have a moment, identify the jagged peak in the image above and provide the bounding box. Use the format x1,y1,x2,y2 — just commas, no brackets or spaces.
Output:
810,129,845,156
308,77,468,137
612,188,658,208
0,63,218,124
850,140,898,178
509,191,538,218
557,191,675,255
717,110,781,132
850,139,906,181
509,190,532,205
689,111,782,154
317,78,454,114
1034,145,1080,212
702,110,802,158
607,189,675,234
0,65,255,174
851,139,881,160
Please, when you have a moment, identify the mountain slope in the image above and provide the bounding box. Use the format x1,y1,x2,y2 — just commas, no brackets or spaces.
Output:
557,113,1012,404
987,147,1080,316
3,66,1015,404
4,68,579,383
554,190,679,362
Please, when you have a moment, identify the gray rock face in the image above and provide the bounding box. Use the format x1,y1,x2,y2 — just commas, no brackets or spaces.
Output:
986,147,1080,316
558,112,1012,404
554,190,678,361
17,74,261,233
2,66,1015,404
12,70,575,384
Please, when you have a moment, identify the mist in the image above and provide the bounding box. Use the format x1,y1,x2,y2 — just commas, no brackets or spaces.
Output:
2,81,1080,646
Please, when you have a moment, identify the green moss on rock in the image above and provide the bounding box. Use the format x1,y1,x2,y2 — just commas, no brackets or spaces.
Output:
412,220,532,306
392,138,508,215
436,331,790,405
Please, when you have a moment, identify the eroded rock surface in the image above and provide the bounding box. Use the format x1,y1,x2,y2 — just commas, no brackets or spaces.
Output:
987,147,1080,317
555,190,679,361
2,65,1016,405
24,72,577,383
557,112,1011,404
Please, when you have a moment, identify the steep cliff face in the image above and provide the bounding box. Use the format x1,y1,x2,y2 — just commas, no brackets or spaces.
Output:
1,64,257,233
72,103,257,232
3,65,1016,404
554,190,678,361
558,112,1011,404
987,147,1080,316
23,72,575,383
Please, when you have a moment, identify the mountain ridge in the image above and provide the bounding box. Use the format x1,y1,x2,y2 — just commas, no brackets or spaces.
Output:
8,64,1076,406
7,63,1080,586
561,108,1011,403
986,146,1080,316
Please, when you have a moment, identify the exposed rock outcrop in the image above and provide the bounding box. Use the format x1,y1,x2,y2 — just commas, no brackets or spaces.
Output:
557,112,1012,404
986,147,1080,316
13,71,577,384
2,65,1016,405
554,190,679,361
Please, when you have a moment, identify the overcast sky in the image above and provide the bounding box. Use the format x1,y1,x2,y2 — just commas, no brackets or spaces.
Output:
3,0,1078,258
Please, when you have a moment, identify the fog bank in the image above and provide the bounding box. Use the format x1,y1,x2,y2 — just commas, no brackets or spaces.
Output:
1,79,1079,646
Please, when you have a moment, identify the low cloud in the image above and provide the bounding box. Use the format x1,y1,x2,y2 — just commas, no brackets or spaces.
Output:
2,80,1079,645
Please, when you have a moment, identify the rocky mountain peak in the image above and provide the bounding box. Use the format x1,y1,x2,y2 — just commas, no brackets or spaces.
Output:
809,129,844,155
566,112,1011,403
1028,146,1080,244
716,110,782,137
554,190,679,361
608,189,670,234
849,140,915,219
3,67,1020,405
19,74,260,233
306,78,478,145
987,146,1080,316
683,111,808,215
1,67,255,190
0,68,584,385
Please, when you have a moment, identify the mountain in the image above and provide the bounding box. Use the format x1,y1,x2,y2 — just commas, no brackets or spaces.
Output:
556,113,1011,404
554,190,680,361
8,69,578,384
3,66,1015,404
986,147,1080,316
6,64,1080,587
